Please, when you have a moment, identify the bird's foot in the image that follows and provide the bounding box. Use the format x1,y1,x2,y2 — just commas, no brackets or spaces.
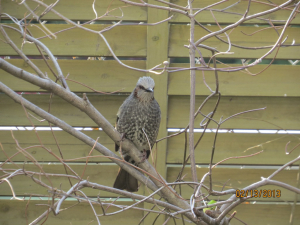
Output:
120,133,126,142
139,149,148,163
116,133,127,154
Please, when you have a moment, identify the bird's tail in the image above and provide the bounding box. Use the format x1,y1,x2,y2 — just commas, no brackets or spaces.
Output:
113,167,138,192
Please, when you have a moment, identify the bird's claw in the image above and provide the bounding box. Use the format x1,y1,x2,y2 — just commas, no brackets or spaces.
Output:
120,133,126,142
139,149,148,163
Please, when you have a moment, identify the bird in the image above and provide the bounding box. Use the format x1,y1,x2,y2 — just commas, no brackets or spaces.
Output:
113,76,161,192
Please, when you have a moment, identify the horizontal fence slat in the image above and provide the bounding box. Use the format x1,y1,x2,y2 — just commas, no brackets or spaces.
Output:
170,0,300,24
0,94,126,126
3,0,300,25
0,130,114,162
1,94,299,129
0,199,143,225
2,60,300,97
169,64,300,97
2,130,299,165
0,200,298,225
168,95,300,129
167,204,300,225
0,24,146,57
169,25,300,59
167,132,299,165
0,164,296,202
221,204,299,225
2,0,147,21
167,166,297,201
1,59,146,92
1,24,299,59
0,164,144,197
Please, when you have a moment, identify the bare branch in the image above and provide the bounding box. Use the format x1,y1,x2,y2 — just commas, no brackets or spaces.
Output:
2,25,69,90
194,0,295,46
0,26,45,78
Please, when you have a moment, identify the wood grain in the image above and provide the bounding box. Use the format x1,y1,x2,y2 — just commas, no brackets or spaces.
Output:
168,95,300,129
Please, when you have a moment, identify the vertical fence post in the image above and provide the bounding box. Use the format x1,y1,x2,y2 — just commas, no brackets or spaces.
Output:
145,0,170,223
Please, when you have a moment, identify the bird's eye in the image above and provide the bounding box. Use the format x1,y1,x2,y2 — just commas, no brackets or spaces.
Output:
139,85,145,90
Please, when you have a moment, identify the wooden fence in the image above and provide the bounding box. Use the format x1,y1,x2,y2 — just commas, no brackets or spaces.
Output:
0,0,300,224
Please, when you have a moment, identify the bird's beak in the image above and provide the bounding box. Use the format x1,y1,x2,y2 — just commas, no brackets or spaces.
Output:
146,88,153,92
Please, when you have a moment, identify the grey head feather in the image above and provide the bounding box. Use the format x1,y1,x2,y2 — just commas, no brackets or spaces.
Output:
137,76,155,90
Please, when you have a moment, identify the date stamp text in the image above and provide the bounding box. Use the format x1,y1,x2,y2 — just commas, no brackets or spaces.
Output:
236,189,281,198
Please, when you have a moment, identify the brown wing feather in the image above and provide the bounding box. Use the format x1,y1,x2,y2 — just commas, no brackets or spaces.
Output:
115,115,119,152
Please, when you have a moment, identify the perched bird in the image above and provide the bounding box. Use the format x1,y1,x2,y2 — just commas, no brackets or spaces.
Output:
113,76,161,192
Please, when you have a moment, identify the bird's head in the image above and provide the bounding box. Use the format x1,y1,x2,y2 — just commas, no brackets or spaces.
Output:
134,76,155,102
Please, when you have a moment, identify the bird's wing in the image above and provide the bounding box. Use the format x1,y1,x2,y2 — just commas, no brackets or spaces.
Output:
115,115,120,152
151,100,161,148
115,97,129,152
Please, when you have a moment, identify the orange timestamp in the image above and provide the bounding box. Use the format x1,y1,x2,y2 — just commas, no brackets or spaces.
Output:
235,189,281,198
